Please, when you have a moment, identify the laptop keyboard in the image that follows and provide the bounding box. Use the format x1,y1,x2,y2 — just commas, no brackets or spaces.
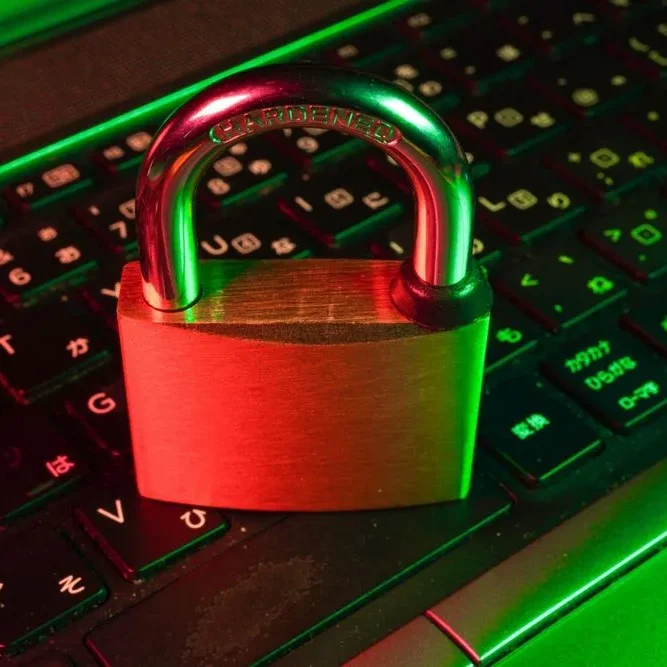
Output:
2,0,667,664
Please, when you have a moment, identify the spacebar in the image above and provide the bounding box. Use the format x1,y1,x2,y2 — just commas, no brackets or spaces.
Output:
86,475,510,666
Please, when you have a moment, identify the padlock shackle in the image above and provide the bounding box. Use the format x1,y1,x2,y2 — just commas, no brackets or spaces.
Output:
136,64,473,311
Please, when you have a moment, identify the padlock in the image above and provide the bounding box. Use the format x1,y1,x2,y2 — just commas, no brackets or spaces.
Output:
118,64,492,511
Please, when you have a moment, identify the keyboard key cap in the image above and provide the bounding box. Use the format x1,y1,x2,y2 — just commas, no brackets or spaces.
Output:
0,300,111,404
365,53,460,110
0,218,99,304
430,22,533,94
486,300,541,371
623,96,667,151
501,0,603,55
597,0,659,20
92,128,154,175
279,158,406,248
320,26,402,67
269,127,361,171
25,654,74,667
66,372,130,457
0,412,85,521
542,330,667,431
86,476,510,666
80,268,122,328
495,241,626,330
199,140,289,208
75,485,228,580
0,529,106,653
198,202,314,260
543,122,665,200
73,182,137,256
479,377,602,485
622,291,667,356
371,219,500,266
367,145,491,185
532,48,643,117
613,8,667,79
581,190,667,280
447,85,570,159
395,3,474,40
476,164,588,243
2,162,92,214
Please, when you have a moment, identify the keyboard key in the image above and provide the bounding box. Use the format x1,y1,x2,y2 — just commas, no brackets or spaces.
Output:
486,300,541,371
80,268,122,328
495,241,626,330
532,48,643,117
581,190,667,280
623,291,667,356
0,529,106,653
447,85,570,159
613,8,667,79
319,26,402,67
86,476,510,666
198,202,314,260
371,219,500,266
395,3,474,40
623,96,667,151
0,412,85,521
365,151,421,193
269,127,361,171
430,22,533,94
26,654,74,667
92,128,154,174
73,182,137,255
2,162,92,214
367,144,491,185
501,0,603,55
75,485,228,580
365,53,460,110
479,377,602,485
597,0,659,20
199,140,289,208
0,218,99,304
476,164,588,243
543,122,665,200
542,330,667,431
0,300,111,404
279,158,406,248
66,372,130,457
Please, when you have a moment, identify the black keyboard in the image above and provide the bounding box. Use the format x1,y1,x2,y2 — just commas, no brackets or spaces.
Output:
3,1,667,665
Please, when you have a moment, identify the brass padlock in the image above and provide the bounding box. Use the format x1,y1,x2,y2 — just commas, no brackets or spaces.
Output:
118,64,492,511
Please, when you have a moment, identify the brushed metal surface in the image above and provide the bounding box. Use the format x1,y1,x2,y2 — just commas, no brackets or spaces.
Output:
428,454,667,663
118,259,489,511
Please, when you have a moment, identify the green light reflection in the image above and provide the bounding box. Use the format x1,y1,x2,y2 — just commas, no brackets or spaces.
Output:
0,0,415,182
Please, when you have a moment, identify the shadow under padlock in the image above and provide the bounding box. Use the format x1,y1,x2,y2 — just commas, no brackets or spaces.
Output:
117,63,492,512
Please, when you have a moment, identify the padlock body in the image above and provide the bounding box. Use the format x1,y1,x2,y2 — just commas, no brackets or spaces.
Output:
118,259,489,511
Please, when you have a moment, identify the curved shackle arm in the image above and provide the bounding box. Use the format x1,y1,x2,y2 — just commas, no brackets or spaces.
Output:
136,63,473,311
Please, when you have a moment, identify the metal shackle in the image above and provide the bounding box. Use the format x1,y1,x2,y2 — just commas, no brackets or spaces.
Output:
136,63,474,312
